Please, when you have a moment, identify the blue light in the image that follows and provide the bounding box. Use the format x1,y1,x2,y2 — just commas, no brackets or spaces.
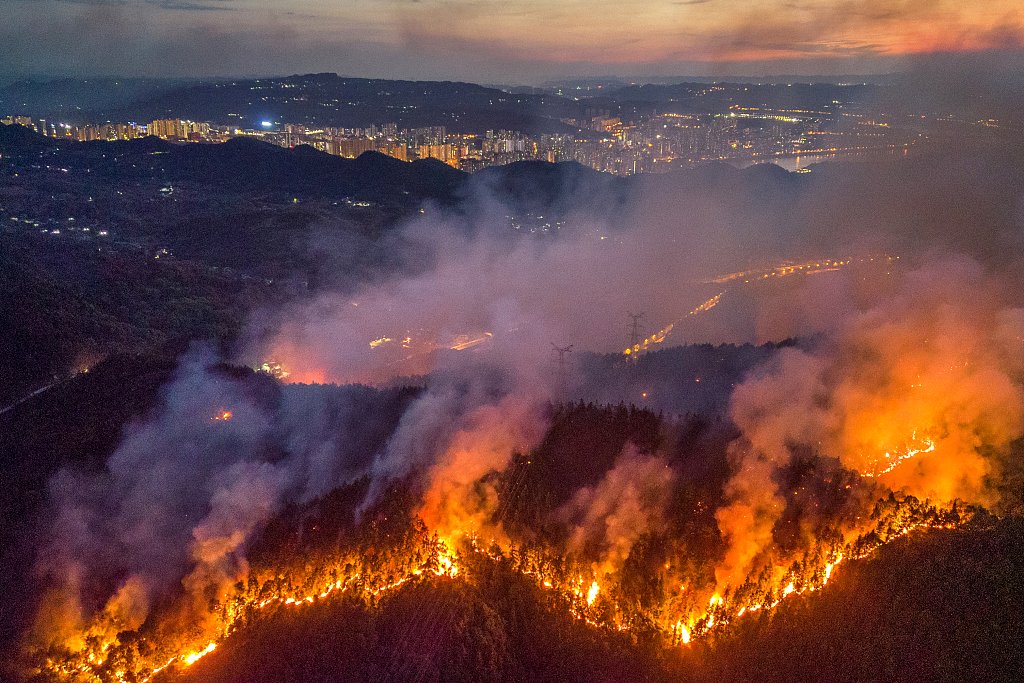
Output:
261,120,273,128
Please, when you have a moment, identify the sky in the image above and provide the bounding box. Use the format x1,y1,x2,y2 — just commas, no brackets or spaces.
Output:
2,0,1023,83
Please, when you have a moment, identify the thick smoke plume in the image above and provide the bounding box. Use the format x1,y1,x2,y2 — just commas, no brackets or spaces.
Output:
717,256,1024,586
29,347,416,655
32,348,278,650
561,446,674,578
415,387,549,543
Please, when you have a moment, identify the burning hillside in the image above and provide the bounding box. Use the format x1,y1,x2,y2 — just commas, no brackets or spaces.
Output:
20,352,1012,682
18,226,1024,682
22,451,977,682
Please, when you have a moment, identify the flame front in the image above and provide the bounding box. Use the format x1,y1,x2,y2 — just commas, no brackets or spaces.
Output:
32,485,970,682
181,643,216,666
860,431,937,478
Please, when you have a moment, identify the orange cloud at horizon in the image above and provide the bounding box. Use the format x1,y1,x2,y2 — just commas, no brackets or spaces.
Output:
380,0,1024,66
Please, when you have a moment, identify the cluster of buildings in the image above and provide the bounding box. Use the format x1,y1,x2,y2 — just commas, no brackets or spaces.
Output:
1,115,209,142
2,105,907,176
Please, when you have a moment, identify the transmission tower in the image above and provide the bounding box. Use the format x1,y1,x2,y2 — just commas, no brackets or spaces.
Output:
627,311,645,364
551,343,574,400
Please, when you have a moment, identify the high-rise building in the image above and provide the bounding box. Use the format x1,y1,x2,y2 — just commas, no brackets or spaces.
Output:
378,143,409,161
334,137,375,158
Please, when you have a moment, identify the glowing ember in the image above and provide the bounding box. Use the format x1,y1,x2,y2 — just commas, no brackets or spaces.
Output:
182,642,216,666
823,554,842,584
861,431,938,478
436,545,459,576
256,360,290,380
212,410,233,421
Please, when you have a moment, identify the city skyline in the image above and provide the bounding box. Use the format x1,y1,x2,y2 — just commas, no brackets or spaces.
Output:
2,0,1023,83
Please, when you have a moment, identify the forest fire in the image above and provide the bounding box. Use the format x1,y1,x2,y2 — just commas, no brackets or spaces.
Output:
33,534,466,682
25,451,979,683
27,326,1006,683
5,14,1024,680
180,643,216,667
22,251,1024,683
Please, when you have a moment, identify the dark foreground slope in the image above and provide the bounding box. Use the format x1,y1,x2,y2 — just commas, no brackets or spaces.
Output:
0,122,466,205
693,520,1024,683
0,234,274,405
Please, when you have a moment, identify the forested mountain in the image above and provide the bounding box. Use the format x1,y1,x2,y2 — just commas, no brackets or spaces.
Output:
1,74,580,134
6,356,1022,683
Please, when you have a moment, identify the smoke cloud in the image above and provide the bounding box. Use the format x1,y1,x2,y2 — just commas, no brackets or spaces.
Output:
717,256,1024,586
561,445,674,577
29,347,415,653
32,348,275,647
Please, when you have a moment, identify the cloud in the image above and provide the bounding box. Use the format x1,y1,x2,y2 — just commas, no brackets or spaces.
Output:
2,0,1022,81
150,0,237,11
49,0,236,7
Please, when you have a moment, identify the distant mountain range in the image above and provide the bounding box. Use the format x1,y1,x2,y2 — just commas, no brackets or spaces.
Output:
0,120,804,211
0,77,195,117
0,122,466,204
0,74,582,133
0,73,883,132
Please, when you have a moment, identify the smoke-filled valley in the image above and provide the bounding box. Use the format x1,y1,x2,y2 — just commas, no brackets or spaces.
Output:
3,73,1024,683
